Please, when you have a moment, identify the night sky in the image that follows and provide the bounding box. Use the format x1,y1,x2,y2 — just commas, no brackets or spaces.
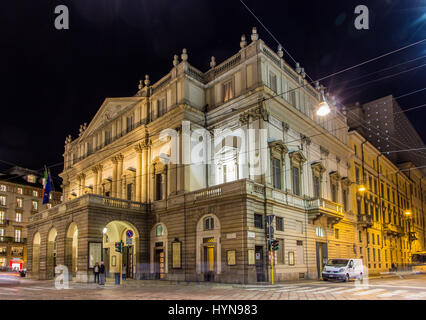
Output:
1,0,425,181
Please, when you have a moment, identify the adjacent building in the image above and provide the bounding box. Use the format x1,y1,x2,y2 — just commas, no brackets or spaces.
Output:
27,28,426,283
0,166,62,271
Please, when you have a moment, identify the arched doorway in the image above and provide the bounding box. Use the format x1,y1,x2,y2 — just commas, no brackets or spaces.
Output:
196,214,221,281
46,228,57,279
32,232,41,279
150,223,168,279
65,222,78,280
103,221,139,279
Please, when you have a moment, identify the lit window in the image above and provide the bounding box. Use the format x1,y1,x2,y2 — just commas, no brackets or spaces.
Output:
0,196,6,206
315,226,325,237
33,190,38,197
16,212,22,222
49,193,53,200
0,211,4,224
14,229,21,242
223,80,234,102
47,203,52,209
0,185,6,192
16,198,23,208
156,224,164,237
32,200,38,211
17,188,23,195
204,217,215,230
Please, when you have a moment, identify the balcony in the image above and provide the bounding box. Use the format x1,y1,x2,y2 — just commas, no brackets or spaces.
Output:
384,223,404,237
306,198,344,224
408,231,418,242
29,193,148,223
357,214,373,229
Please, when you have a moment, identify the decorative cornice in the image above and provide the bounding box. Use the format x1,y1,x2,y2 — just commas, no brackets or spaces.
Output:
268,140,288,155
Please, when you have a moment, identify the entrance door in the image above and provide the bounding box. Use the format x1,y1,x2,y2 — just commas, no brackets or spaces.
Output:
154,249,165,279
255,246,265,282
203,245,215,281
103,248,110,278
316,242,328,279
122,246,134,279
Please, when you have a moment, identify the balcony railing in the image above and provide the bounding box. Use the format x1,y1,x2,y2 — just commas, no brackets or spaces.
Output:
357,214,373,228
29,193,147,223
306,198,344,223
383,223,404,236
0,236,27,244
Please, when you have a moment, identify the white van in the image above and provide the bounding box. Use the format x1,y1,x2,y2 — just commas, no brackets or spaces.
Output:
321,258,364,281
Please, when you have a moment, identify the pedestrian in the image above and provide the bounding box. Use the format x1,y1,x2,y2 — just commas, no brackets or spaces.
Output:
93,262,100,283
99,261,105,285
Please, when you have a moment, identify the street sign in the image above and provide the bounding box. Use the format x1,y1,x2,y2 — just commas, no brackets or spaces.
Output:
126,230,134,238
126,237,132,245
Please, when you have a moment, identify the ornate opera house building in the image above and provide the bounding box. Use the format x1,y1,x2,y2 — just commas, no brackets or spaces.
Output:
27,28,425,283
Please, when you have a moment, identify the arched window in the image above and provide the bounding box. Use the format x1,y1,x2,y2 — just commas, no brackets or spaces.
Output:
156,224,164,237
315,226,325,237
204,217,214,230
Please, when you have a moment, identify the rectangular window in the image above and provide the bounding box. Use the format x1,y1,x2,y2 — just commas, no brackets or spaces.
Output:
0,196,6,206
16,198,23,208
377,234,380,245
223,80,234,102
335,228,339,239
17,187,23,195
289,90,296,107
157,98,166,117
126,114,134,133
0,211,4,224
342,189,348,211
104,130,111,145
359,231,362,242
126,183,133,201
32,200,38,211
292,166,300,196
272,158,281,189
14,229,21,243
367,232,370,244
269,72,277,93
0,228,4,240
276,217,284,231
355,167,360,184
372,233,375,245
155,174,162,201
331,183,338,203
16,212,22,222
296,241,304,265
254,214,263,229
32,190,38,197
313,176,320,198
0,185,6,192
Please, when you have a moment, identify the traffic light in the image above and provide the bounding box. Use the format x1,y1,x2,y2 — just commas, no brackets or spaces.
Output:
271,239,279,251
115,241,122,253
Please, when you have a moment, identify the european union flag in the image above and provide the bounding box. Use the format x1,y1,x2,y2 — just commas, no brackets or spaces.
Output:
42,168,53,204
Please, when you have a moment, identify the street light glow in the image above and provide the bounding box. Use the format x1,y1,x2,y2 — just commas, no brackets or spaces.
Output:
316,101,331,116
358,185,366,192
102,227,107,234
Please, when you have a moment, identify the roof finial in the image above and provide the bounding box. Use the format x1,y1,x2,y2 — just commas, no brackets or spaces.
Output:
240,34,247,48
210,56,216,68
277,44,283,58
138,80,143,90
181,48,188,62
295,62,301,74
173,54,179,67
251,27,258,41
144,74,150,87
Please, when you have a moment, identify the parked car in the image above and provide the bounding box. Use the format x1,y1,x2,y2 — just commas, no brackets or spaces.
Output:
322,258,364,282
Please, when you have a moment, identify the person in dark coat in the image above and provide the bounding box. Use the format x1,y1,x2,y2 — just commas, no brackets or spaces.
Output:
93,262,100,283
99,261,105,285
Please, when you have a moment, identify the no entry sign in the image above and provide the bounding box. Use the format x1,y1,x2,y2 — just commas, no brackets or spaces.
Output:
126,230,134,238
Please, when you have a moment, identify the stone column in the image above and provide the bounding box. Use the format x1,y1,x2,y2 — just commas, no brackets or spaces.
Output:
161,170,167,200
117,154,124,199
80,174,86,196
111,156,118,198
91,167,98,195
142,146,149,202
135,144,143,202
97,165,103,195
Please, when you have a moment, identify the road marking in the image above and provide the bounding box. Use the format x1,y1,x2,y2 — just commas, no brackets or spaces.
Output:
377,290,408,298
404,291,426,299
329,287,365,294
353,288,386,296
311,287,350,294
294,287,328,292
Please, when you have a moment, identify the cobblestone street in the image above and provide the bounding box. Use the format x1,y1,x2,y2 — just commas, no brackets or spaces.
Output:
1,273,426,300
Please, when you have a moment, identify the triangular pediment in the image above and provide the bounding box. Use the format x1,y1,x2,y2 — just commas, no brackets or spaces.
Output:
78,97,144,141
